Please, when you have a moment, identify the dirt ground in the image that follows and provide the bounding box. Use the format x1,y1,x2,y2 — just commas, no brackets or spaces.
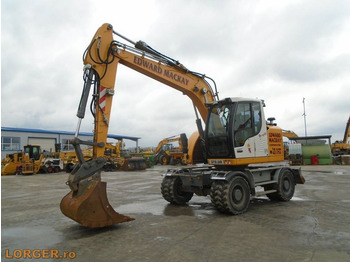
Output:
2,165,350,261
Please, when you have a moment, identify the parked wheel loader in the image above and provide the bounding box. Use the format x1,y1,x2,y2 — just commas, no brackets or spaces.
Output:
60,23,305,228
16,145,44,175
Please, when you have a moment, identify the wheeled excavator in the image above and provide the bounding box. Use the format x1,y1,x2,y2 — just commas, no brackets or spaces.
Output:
60,23,305,228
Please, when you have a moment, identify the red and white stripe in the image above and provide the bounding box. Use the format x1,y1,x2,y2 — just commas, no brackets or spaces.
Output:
99,86,107,112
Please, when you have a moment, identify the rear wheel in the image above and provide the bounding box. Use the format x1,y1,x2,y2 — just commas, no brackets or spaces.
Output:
266,169,295,201
161,155,168,165
210,176,250,215
161,176,193,204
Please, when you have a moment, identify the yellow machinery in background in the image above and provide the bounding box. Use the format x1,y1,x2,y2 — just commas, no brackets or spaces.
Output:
103,142,147,171
2,145,64,176
332,116,350,155
59,148,93,172
59,141,146,172
153,133,188,165
1,152,23,175
2,145,44,175
19,145,44,175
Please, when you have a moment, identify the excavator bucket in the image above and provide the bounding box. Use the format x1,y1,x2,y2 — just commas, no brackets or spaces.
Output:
60,180,134,228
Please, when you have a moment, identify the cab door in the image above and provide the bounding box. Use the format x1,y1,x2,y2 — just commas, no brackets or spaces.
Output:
233,101,268,158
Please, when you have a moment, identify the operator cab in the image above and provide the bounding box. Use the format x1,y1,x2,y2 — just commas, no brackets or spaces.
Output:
205,97,268,160
24,145,41,161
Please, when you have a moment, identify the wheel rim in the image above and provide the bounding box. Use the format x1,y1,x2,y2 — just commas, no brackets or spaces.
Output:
283,178,291,191
279,170,295,200
232,185,243,204
227,177,250,214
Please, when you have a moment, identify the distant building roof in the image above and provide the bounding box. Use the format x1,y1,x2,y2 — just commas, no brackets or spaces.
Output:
1,127,140,142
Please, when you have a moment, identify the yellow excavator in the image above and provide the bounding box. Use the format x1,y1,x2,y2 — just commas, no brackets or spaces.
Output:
154,134,188,165
60,23,305,228
331,116,350,155
282,129,298,139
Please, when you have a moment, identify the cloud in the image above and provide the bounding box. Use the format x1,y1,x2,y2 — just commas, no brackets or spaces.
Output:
1,0,350,148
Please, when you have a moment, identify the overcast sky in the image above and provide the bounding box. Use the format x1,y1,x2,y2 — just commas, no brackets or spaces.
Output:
1,0,349,147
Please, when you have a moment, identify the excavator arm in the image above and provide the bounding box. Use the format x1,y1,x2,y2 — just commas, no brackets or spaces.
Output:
60,23,218,228
343,117,350,144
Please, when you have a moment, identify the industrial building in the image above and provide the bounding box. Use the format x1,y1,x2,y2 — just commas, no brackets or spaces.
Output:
1,127,140,159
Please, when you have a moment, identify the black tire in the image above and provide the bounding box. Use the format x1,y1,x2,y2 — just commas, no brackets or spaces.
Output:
210,176,250,215
266,169,295,201
161,176,193,204
65,163,74,173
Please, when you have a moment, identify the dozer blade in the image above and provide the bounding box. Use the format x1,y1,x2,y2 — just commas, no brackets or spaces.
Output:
60,180,134,228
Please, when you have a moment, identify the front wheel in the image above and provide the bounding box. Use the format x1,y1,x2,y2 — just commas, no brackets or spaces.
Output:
161,176,193,204
266,169,295,201
210,176,250,215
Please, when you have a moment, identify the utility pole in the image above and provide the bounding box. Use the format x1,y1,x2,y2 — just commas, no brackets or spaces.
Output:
302,97,307,137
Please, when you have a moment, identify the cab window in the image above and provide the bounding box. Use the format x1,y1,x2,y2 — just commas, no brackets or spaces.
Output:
234,102,262,147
